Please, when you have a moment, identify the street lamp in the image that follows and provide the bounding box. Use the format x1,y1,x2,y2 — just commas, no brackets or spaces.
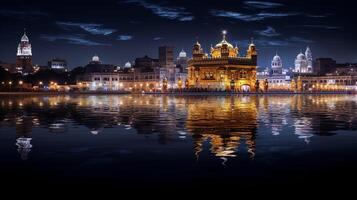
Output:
230,79,235,92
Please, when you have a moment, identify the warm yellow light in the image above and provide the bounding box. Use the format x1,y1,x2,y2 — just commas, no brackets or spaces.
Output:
39,81,43,85
19,81,23,85
8,81,12,85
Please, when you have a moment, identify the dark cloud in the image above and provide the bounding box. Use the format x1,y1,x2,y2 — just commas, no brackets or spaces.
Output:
41,35,110,46
56,22,117,35
302,25,342,30
244,1,283,9
0,9,48,20
153,37,163,40
255,26,280,37
287,36,314,43
122,0,194,21
211,10,299,21
117,35,133,40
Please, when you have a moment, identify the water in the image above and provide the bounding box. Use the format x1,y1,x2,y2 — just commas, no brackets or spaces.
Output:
1,94,357,187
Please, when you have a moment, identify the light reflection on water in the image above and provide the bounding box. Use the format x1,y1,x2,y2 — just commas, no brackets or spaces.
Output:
1,94,357,166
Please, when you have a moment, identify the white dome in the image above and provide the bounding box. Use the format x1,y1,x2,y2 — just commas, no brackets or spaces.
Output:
124,62,132,68
21,33,29,42
92,54,100,62
179,49,187,58
273,54,281,62
296,53,306,60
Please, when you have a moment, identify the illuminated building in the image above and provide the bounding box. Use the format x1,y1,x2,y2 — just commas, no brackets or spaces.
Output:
294,47,313,74
271,53,282,75
187,31,257,92
292,75,357,92
16,30,33,75
176,49,188,73
257,53,292,91
78,55,120,91
48,58,68,72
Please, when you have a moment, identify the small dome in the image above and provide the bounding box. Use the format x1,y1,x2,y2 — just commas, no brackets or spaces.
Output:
215,30,234,48
92,54,100,62
124,61,132,68
296,52,306,60
273,54,281,62
179,49,187,58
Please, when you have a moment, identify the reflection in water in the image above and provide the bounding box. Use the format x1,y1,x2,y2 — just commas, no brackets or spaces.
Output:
186,96,257,164
15,137,32,160
1,94,357,163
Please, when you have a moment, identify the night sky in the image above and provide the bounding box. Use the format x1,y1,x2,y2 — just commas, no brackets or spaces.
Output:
0,0,356,69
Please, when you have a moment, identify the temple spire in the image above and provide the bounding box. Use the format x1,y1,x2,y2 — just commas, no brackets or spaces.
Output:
222,30,227,41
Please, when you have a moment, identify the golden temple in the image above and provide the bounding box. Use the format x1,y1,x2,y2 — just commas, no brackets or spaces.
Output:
187,31,258,92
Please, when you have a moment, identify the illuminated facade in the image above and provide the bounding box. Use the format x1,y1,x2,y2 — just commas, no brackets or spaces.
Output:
187,31,257,92
257,53,292,91
294,47,313,73
16,30,33,74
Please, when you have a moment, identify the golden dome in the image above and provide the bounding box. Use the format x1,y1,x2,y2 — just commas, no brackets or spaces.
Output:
211,30,238,58
215,30,234,48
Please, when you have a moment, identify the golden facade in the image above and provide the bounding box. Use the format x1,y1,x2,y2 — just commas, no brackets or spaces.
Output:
187,31,258,91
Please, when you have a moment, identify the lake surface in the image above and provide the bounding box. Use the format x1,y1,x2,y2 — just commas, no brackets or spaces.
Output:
1,94,357,187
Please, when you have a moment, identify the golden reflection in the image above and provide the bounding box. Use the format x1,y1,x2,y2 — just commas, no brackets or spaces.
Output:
1,94,357,161
186,96,258,163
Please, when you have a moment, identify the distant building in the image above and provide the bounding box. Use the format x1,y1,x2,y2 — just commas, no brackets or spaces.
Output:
0,61,16,73
134,55,159,69
16,30,33,75
84,54,117,73
271,53,283,75
159,46,175,84
48,59,68,72
293,74,357,92
159,46,174,68
294,47,313,74
314,58,337,75
257,53,292,91
176,49,188,73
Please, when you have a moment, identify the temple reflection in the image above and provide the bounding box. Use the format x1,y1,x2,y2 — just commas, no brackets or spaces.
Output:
15,116,33,160
186,96,258,163
1,94,357,161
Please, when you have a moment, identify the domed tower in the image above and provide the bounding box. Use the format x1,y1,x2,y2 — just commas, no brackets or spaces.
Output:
271,53,282,75
177,49,188,73
192,40,204,59
124,61,132,68
16,29,33,74
305,46,313,73
294,51,308,73
246,39,257,59
210,30,238,58
90,54,101,64
178,49,187,58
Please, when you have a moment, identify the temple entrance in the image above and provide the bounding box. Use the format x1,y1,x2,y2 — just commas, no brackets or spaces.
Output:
241,84,250,92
